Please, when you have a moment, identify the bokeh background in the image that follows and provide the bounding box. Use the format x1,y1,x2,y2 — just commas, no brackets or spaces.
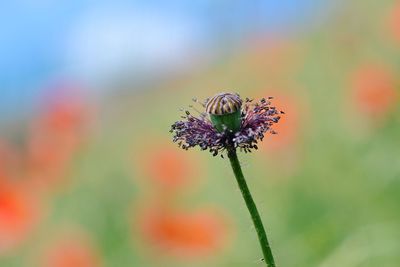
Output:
1,1,400,266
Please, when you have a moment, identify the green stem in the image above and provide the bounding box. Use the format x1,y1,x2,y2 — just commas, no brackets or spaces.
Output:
227,147,276,266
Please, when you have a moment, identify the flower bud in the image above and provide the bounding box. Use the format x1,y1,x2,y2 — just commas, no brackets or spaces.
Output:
206,93,242,133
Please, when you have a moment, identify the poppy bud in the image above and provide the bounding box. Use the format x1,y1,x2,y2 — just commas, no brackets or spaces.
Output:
206,93,242,133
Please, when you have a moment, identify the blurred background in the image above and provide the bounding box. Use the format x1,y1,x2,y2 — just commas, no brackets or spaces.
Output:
0,0,400,266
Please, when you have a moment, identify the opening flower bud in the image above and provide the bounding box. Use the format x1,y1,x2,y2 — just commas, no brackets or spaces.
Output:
206,93,242,133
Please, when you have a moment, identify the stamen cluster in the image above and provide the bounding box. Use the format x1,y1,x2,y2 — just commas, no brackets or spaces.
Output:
170,95,283,156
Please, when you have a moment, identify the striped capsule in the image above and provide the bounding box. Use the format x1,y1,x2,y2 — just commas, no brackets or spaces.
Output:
206,93,242,115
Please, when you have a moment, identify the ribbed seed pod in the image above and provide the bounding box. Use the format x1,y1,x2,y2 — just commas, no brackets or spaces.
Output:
206,93,242,115
206,92,242,133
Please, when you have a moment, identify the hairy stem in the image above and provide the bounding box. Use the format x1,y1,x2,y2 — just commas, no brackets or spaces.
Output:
227,147,276,266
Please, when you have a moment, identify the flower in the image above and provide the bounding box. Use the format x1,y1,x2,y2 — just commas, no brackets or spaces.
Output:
170,92,283,156
26,88,91,190
388,1,400,44
350,64,397,117
0,183,41,254
259,92,302,150
0,140,20,180
137,204,229,258
39,231,101,267
138,143,199,189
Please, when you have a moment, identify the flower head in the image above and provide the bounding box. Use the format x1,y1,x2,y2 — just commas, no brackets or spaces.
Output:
388,1,400,45
137,205,229,258
170,92,283,156
137,143,199,189
350,64,397,117
39,231,101,267
0,183,41,254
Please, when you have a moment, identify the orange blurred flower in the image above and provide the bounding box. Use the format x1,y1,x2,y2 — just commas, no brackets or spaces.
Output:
33,88,90,151
0,183,41,253
244,37,302,80
260,93,302,151
40,97,88,138
0,140,20,180
350,64,397,117
26,87,91,190
137,205,229,258
40,232,101,267
388,1,400,44
26,128,75,189
137,143,199,189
